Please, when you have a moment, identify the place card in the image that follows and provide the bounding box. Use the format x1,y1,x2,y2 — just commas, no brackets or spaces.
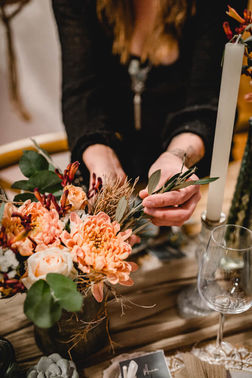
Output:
119,350,172,377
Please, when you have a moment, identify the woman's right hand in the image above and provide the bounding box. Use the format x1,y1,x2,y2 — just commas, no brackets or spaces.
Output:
82,144,126,187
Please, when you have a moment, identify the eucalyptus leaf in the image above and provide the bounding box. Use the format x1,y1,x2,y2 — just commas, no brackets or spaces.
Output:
24,280,62,328
0,202,5,225
43,183,63,195
13,192,36,203
161,173,181,192
155,172,180,192
115,196,128,223
11,180,34,191
48,163,56,172
28,171,61,193
51,189,63,199
19,150,48,178
180,167,197,180
31,138,60,172
46,273,83,312
148,169,161,194
172,177,219,190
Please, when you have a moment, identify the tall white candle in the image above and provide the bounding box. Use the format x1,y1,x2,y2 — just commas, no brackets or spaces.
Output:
206,42,244,221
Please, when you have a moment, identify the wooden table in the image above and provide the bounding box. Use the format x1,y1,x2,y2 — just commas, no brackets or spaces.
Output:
1,159,252,377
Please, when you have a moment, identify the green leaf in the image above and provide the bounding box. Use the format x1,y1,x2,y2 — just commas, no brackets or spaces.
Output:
172,177,219,190
43,183,63,195
161,173,181,192
19,150,48,178
46,273,83,312
0,203,5,225
29,171,61,193
31,138,59,172
13,192,36,203
11,180,34,191
24,280,62,328
51,189,63,199
115,196,128,223
31,138,52,160
180,167,196,180
148,170,161,194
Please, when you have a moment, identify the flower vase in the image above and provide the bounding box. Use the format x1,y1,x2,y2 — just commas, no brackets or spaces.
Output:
34,292,108,367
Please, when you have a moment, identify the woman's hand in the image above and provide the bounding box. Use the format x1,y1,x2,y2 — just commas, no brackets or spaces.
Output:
139,151,201,227
83,144,126,187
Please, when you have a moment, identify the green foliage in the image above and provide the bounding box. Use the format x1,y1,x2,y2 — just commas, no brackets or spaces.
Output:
115,196,128,222
11,149,62,199
24,274,83,328
19,150,49,178
172,176,219,190
11,180,34,191
46,273,83,312
31,138,57,168
13,192,36,203
0,203,5,226
28,171,61,193
153,168,218,194
147,169,161,194
120,167,219,233
24,280,62,329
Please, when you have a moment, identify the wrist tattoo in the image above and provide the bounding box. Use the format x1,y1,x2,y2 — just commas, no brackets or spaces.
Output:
168,146,203,167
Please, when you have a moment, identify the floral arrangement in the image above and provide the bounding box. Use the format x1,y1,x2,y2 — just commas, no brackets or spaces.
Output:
223,5,252,81
0,143,216,329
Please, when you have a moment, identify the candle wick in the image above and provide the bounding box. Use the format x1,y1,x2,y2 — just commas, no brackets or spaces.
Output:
235,34,242,44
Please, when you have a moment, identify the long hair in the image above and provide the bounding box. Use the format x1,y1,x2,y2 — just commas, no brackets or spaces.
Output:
96,0,194,65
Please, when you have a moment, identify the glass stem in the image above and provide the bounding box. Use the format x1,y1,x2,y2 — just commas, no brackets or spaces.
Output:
216,313,225,347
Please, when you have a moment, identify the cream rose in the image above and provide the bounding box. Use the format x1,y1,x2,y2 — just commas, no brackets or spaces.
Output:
22,247,77,289
63,185,88,211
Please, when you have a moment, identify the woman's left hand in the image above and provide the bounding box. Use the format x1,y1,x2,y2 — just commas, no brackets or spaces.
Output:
139,152,201,227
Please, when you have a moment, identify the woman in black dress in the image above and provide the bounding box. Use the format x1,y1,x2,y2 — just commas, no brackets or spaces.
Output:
52,0,245,226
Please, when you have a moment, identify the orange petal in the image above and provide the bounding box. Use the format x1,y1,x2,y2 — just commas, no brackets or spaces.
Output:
226,5,245,23
128,261,138,272
119,277,134,286
119,229,132,241
91,281,104,302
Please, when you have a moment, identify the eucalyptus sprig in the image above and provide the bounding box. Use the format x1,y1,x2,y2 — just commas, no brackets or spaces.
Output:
11,146,63,203
115,167,218,233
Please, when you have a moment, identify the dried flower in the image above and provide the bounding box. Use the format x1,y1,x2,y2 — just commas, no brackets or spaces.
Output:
223,21,233,40
226,5,245,24
55,162,80,187
87,173,103,199
0,248,19,276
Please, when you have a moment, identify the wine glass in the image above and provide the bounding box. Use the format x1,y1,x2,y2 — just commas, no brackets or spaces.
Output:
197,224,252,361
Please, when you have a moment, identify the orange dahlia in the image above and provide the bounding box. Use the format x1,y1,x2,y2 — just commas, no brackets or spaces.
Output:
60,211,137,301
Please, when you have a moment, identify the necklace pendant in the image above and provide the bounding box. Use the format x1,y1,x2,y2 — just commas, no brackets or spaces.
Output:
128,58,151,131
133,93,141,131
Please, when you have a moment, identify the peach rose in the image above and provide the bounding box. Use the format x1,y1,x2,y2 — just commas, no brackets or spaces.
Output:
62,185,88,212
22,247,77,289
